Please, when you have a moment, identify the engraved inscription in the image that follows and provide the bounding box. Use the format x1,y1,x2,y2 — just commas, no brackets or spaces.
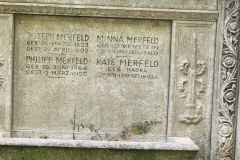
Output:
95,35,161,80
24,32,162,80
24,32,89,78
13,16,171,140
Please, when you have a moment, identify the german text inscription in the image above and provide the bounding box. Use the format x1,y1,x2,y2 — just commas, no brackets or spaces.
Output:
13,15,171,141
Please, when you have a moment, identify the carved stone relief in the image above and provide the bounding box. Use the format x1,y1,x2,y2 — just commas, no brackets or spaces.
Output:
178,37,206,124
170,21,215,160
216,0,240,159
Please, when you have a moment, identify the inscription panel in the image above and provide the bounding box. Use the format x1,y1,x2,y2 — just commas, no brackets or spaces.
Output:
13,15,171,141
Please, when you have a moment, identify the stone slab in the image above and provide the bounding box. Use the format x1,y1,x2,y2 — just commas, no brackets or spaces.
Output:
169,21,216,160
0,3,219,22
0,146,198,160
0,137,199,151
3,0,217,10
13,15,171,141
0,14,13,137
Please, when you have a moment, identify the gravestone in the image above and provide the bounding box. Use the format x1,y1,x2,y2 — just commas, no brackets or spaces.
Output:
0,0,239,160
13,15,170,141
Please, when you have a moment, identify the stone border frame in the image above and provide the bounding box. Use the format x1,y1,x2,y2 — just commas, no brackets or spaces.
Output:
213,0,240,160
0,2,218,21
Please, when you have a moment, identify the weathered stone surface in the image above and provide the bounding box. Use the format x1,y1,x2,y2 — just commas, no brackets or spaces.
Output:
0,3,219,22
214,1,240,160
169,21,216,160
0,137,199,151
3,0,217,10
237,103,240,160
0,0,237,159
0,137,198,160
13,15,171,141
0,146,197,160
0,14,13,138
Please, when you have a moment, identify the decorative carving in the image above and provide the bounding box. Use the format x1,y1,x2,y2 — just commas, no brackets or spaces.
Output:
178,37,206,124
217,0,240,159
0,3,218,21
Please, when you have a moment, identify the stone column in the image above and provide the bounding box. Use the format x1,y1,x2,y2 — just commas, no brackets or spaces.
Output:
213,0,240,159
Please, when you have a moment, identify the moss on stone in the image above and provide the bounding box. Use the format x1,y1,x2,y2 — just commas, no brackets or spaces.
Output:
0,146,197,160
